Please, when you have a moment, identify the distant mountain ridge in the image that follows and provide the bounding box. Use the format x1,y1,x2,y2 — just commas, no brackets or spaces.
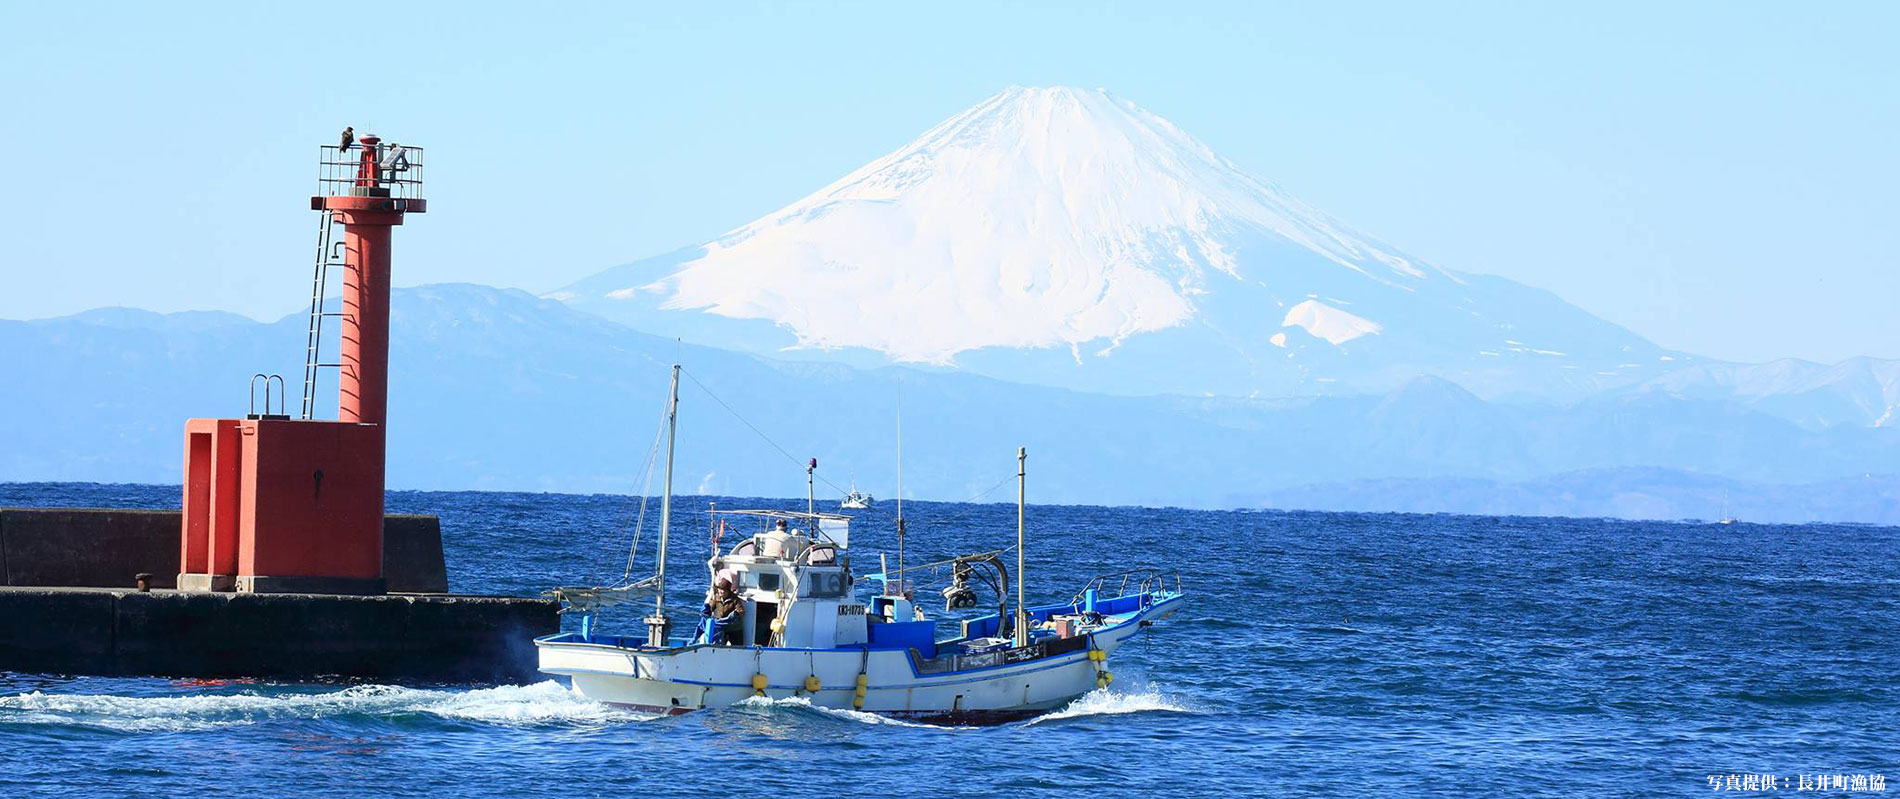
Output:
4,283,1897,518
555,86,1683,401
1623,357,1900,429
1260,467,1900,526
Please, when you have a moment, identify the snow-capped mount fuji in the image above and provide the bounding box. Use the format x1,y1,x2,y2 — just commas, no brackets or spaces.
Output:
555,86,1680,399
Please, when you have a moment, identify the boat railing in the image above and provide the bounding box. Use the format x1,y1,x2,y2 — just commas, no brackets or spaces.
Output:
710,508,852,546
1067,567,1180,607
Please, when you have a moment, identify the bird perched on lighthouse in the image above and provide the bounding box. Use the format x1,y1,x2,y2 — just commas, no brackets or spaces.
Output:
338,126,354,152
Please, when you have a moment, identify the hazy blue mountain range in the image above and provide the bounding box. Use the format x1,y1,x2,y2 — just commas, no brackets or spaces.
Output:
1260,468,1900,526
4,283,1896,517
1616,358,1900,430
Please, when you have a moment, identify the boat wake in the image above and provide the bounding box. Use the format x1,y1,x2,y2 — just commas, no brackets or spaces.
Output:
0,680,1200,733
729,695,959,730
709,687,1200,729
0,680,638,732
1025,685,1201,725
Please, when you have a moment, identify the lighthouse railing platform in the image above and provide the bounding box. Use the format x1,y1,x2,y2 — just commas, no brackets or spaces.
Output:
317,142,425,200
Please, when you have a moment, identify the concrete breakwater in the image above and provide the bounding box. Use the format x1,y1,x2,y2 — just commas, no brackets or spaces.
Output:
0,507,559,683
0,586,553,683
0,507,448,593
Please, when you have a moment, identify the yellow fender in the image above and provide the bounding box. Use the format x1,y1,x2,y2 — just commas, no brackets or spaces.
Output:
751,673,768,695
803,675,822,693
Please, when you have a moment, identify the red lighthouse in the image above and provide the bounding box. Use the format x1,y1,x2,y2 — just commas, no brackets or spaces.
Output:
177,135,426,595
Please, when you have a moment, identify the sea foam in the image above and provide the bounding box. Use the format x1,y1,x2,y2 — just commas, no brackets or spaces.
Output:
0,681,636,732
1026,685,1200,725
731,694,954,730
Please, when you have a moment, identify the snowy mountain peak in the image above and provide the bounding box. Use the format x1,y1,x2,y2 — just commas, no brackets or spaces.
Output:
616,86,1441,363
559,86,1667,399
858,85,1433,280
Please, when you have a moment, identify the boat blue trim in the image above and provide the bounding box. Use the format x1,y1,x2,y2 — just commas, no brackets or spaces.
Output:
642,651,1092,691
547,665,642,677
541,645,1093,690
544,655,1089,691
538,590,1184,680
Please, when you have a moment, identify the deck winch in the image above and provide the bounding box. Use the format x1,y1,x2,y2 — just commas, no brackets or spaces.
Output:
942,562,979,610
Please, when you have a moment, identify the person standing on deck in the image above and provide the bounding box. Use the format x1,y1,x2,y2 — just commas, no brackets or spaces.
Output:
705,578,743,645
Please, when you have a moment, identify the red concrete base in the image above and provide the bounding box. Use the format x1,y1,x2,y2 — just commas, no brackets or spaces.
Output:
180,418,386,592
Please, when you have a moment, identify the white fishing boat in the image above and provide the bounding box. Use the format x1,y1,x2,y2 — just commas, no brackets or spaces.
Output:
536,365,1184,724
841,482,874,509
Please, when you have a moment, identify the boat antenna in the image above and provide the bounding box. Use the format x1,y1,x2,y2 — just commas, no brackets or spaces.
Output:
646,364,681,648
895,386,905,597
807,457,816,518
1014,445,1028,648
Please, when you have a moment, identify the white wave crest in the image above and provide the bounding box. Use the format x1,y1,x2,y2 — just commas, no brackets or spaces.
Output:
732,695,957,730
0,681,636,732
1027,685,1199,725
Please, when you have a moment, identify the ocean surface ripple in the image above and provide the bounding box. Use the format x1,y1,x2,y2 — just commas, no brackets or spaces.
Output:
0,483,1894,797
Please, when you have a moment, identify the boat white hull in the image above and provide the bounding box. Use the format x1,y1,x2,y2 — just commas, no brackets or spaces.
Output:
540,594,1175,723
560,648,1094,722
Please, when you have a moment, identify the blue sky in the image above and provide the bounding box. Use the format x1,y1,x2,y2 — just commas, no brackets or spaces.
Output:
2,1,1893,363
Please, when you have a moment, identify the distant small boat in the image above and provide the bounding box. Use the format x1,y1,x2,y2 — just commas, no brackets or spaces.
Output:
1717,490,1738,525
841,482,874,509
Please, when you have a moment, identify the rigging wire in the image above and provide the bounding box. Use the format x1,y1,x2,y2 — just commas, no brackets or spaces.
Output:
895,544,1017,574
898,471,1018,536
673,364,1028,595
884,470,1034,602
678,367,851,495
956,472,1019,505
608,384,673,586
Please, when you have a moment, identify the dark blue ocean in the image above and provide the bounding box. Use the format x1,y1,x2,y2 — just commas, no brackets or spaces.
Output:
1,482,1894,797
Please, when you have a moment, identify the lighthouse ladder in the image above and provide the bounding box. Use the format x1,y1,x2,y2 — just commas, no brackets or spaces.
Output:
298,208,348,419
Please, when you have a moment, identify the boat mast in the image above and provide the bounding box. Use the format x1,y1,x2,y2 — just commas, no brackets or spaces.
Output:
1014,446,1027,647
806,458,816,518
895,390,905,597
647,364,681,647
